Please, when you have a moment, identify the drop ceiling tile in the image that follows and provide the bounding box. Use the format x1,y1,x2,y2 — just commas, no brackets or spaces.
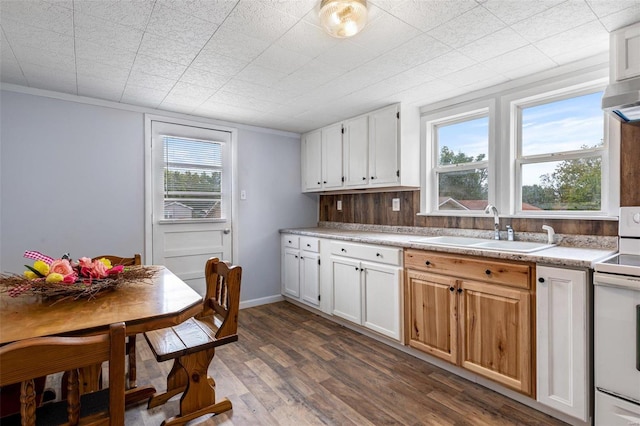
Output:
203,26,270,62
222,78,298,101
145,4,217,48
121,84,168,107
376,33,451,71
428,6,505,49
458,27,529,62
158,101,198,114
163,82,216,105
131,54,188,80
482,44,555,73
234,63,287,86
390,0,478,32
73,0,155,31
77,76,124,101
441,63,509,88
0,52,27,85
207,90,283,113
195,100,250,119
11,43,75,73
275,59,345,94
221,1,298,43
398,78,465,105
417,51,476,78
76,58,131,84
75,39,137,70
599,4,640,32
190,48,248,77
314,40,378,71
252,44,313,74
586,0,639,18
21,63,76,93
480,0,564,25
1,18,75,57
155,0,238,25
73,12,144,52
500,56,558,80
126,70,177,92
257,0,317,19
137,33,202,66
275,21,338,57
0,0,73,35
512,1,598,42
534,20,609,61
179,67,230,90
349,11,421,56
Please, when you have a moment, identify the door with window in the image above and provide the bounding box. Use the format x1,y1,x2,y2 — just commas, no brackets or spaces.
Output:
150,119,233,295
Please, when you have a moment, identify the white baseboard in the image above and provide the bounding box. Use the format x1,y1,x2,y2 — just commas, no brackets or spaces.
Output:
239,294,283,309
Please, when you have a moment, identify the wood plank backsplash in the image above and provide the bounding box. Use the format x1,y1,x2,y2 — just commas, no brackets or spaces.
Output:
319,190,618,236
621,122,640,207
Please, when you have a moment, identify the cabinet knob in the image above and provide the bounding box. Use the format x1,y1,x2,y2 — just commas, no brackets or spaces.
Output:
288,240,292,244
376,253,381,257
341,248,346,252
362,177,366,180
449,286,454,292
317,181,321,185
307,244,311,247
538,277,545,283
371,176,375,180
295,255,298,259
355,267,359,271
485,269,491,275
457,288,463,293
425,261,431,266
323,181,327,184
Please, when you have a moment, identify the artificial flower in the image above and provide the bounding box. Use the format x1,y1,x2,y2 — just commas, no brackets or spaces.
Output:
98,258,112,269
78,257,93,269
108,265,124,275
24,270,38,280
49,259,74,276
62,273,77,284
33,261,49,276
45,273,64,283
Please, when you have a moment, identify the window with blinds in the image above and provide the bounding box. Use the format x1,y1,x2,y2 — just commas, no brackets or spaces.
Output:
162,136,223,220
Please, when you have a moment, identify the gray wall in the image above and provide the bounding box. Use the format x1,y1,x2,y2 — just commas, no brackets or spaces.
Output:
0,89,318,304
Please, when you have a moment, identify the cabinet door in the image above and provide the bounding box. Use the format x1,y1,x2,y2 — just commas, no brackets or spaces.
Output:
321,123,344,189
300,252,320,307
369,105,399,186
343,115,369,187
405,269,458,363
302,130,322,191
613,23,640,81
363,262,401,341
331,257,362,324
536,266,588,421
458,279,532,396
283,248,300,298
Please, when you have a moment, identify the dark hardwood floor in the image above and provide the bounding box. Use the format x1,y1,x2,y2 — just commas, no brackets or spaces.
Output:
126,301,567,425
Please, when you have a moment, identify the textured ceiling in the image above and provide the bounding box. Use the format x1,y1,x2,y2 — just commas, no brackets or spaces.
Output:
1,0,638,133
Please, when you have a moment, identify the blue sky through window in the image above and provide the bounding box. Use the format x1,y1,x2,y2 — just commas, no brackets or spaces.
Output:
437,116,488,164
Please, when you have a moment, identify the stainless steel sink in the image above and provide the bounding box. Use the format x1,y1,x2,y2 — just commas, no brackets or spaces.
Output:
410,235,555,253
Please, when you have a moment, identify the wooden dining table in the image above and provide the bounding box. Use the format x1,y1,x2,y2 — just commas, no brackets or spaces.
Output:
0,266,203,405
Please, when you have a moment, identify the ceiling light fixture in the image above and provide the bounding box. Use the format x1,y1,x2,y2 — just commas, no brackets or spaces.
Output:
319,0,368,39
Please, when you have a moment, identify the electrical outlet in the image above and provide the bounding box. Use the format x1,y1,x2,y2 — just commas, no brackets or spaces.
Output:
240,190,247,200
337,200,342,211
392,198,400,211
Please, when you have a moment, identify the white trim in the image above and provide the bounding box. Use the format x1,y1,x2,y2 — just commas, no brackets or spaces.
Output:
0,83,300,138
240,294,284,309
143,114,239,265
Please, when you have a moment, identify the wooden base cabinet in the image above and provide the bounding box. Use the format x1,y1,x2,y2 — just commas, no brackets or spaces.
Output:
536,265,589,422
405,249,535,397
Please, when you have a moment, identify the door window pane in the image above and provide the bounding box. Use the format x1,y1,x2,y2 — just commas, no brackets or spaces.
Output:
437,116,488,165
521,92,604,156
163,136,222,220
521,158,601,211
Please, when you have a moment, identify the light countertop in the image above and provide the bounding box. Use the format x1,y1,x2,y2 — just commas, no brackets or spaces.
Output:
280,227,617,269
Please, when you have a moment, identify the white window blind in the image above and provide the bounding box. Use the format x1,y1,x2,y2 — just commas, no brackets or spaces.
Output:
162,136,223,220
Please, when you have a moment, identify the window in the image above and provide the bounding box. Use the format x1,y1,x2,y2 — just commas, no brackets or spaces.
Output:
425,102,493,213
515,90,606,213
162,136,223,220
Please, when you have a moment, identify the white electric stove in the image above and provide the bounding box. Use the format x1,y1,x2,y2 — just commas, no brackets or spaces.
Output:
593,207,640,425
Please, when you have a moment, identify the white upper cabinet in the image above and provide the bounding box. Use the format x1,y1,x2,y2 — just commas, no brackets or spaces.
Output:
301,103,419,193
302,130,322,191
344,115,369,187
611,22,640,81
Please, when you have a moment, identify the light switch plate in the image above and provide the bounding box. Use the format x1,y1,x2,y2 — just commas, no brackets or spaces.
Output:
392,198,400,211
337,200,342,211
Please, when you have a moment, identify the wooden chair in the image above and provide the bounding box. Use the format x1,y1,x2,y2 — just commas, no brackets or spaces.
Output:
144,257,242,426
94,254,142,389
0,322,126,426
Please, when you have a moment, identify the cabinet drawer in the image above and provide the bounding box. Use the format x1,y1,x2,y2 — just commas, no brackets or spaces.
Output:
282,235,299,249
300,237,319,253
405,249,531,289
330,241,401,266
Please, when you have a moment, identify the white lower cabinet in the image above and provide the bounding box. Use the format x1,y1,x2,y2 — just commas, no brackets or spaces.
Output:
536,265,589,422
281,235,320,308
330,241,402,341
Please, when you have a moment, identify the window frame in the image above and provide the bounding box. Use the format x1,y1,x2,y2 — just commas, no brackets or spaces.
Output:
509,81,612,217
422,99,496,215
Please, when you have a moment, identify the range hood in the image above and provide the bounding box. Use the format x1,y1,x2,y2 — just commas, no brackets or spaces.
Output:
602,77,640,122
602,22,640,123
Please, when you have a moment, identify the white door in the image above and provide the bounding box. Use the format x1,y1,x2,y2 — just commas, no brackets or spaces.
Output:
150,119,233,295
363,262,402,340
300,252,320,307
369,105,399,186
343,115,369,187
332,256,362,324
283,248,300,298
321,123,344,189
302,130,322,191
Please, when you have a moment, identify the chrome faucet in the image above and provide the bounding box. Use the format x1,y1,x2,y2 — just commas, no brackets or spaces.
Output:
485,204,500,240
